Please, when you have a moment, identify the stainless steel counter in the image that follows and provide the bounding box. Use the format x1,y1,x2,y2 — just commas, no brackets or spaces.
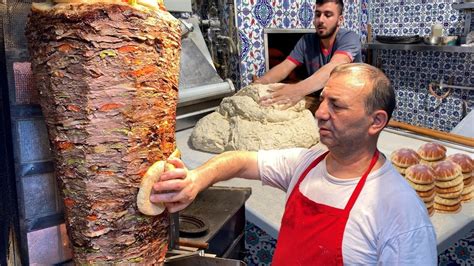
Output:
176,127,474,254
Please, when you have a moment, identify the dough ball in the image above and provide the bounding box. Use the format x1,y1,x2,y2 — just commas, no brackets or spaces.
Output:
191,84,319,153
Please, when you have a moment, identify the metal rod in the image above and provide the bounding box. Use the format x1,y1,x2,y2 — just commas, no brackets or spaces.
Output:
178,79,235,104
438,80,474,91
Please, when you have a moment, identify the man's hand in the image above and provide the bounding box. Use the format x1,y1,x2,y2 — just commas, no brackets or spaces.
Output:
259,83,305,109
150,158,199,213
253,74,268,84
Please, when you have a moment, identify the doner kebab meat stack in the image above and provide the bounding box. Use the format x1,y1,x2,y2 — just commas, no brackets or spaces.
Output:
25,0,180,264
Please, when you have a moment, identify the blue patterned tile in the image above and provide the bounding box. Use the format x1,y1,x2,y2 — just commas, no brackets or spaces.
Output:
253,0,273,28
298,2,313,28
244,222,276,266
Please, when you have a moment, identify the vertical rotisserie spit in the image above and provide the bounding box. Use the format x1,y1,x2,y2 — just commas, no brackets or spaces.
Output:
25,1,181,263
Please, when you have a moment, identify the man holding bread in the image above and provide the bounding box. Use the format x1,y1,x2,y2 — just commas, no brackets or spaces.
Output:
150,63,437,264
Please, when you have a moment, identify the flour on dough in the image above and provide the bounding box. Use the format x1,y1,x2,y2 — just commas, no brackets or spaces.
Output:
191,83,319,153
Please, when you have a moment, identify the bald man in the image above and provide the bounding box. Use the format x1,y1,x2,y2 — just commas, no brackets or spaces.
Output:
151,63,437,265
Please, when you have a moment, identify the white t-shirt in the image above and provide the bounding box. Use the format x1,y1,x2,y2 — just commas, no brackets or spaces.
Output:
258,147,437,265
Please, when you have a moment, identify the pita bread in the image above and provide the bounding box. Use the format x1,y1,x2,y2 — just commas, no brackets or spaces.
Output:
407,179,435,192
435,174,463,188
434,202,462,214
434,195,461,206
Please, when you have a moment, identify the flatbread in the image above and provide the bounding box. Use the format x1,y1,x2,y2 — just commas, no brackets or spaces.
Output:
462,191,474,202
417,188,435,198
434,202,462,214
435,174,463,188
434,195,461,206
136,161,166,216
406,179,435,192
419,192,435,203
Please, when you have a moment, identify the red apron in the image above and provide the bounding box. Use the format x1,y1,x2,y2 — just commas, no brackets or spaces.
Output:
272,150,380,265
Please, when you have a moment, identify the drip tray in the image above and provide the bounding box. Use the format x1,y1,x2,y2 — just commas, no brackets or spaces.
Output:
179,214,209,238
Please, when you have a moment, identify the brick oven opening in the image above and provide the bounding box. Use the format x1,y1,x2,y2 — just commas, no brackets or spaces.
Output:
264,28,320,113
264,28,315,84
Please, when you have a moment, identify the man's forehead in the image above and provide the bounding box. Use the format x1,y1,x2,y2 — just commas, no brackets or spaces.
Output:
322,76,369,98
316,2,338,12
332,71,368,88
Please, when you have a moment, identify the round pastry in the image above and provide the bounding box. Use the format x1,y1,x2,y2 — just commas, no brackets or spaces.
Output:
436,182,464,194
391,148,421,168
417,142,446,161
462,183,473,195
436,189,463,199
463,172,472,179
425,200,434,209
419,192,435,203
406,179,435,191
393,164,408,175
419,160,439,167
427,206,435,216
447,153,473,174
417,188,435,198
432,161,462,182
462,191,474,202
435,174,463,188
406,164,435,185
434,202,461,214
434,195,461,206
464,176,473,186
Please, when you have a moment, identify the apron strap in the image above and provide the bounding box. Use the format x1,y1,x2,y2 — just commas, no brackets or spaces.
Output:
285,151,329,209
344,150,380,213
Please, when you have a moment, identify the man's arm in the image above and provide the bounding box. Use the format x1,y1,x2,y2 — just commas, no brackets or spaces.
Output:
260,53,351,108
254,59,298,84
150,151,259,213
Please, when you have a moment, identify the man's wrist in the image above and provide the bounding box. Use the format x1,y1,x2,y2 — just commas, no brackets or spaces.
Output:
255,76,270,84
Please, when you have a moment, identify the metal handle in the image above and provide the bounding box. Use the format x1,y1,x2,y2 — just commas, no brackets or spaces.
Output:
169,212,180,250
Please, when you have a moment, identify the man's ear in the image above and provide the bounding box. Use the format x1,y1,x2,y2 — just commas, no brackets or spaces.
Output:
338,16,343,26
368,110,388,136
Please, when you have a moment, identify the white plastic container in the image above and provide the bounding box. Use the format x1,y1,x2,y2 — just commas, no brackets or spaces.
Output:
431,23,443,37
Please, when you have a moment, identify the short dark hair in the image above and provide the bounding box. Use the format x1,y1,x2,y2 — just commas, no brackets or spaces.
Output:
316,0,344,15
330,63,396,124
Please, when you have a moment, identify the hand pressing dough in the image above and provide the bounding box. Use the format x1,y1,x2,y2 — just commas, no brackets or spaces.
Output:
191,83,319,153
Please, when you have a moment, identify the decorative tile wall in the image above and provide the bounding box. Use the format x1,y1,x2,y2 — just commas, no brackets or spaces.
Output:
369,1,473,132
244,221,276,265
370,0,465,36
235,0,368,86
378,49,473,132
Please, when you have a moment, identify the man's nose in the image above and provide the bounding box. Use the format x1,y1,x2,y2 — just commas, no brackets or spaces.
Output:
315,101,329,120
317,15,327,24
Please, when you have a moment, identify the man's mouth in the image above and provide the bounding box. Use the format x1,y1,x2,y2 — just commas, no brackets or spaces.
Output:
318,126,331,135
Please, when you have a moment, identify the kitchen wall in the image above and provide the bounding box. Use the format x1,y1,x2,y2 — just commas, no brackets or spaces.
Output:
233,0,473,133
370,0,473,132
